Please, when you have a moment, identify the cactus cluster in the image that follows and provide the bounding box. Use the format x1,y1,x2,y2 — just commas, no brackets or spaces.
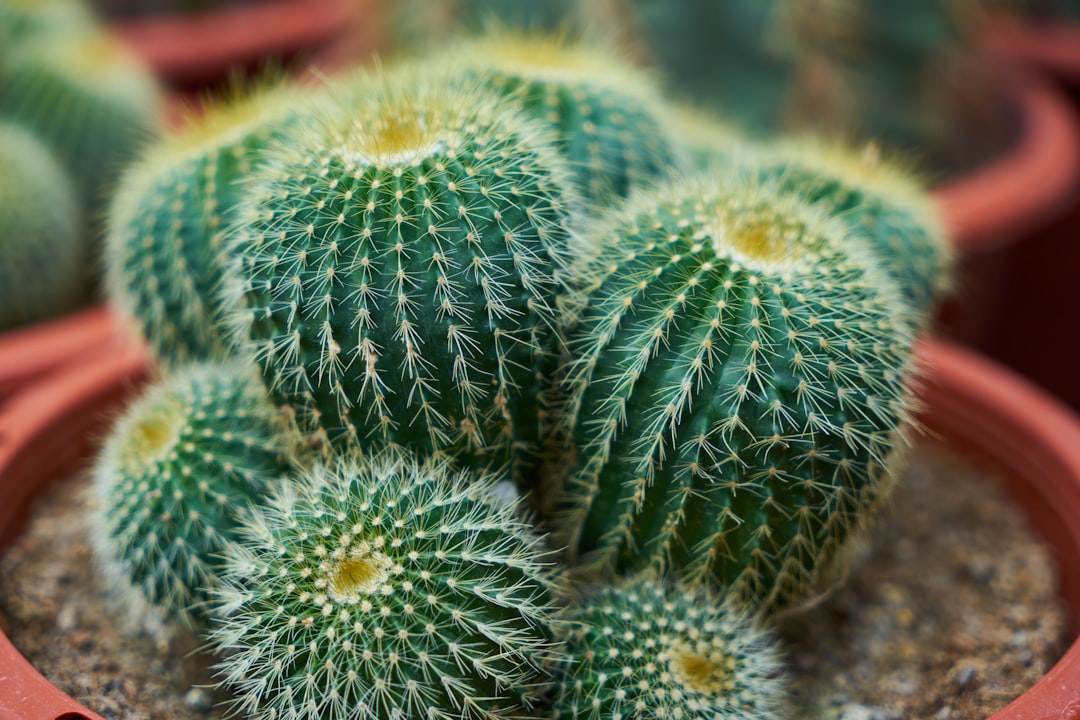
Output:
88,20,953,720
106,83,307,366
230,71,578,472
552,576,786,720
449,33,679,203
556,173,917,611
90,362,295,632
211,451,562,720
0,122,86,330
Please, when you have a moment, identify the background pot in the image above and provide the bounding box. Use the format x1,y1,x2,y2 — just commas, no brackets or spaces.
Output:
113,0,381,90
0,337,1077,717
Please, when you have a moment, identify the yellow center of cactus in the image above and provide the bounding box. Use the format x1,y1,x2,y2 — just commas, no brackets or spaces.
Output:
329,546,393,603
712,212,801,267
668,642,738,695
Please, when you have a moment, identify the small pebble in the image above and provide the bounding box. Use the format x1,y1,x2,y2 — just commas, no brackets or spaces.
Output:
185,687,213,711
952,661,978,688
56,603,78,632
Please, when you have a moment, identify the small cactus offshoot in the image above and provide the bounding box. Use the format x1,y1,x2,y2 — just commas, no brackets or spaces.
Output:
0,121,86,330
211,450,563,720
90,362,295,633
552,576,786,720
106,82,307,366
230,70,578,474
556,171,917,611
448,32,678,203
757,139,952,317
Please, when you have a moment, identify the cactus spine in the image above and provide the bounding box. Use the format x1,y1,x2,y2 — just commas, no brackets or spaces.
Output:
0,27,161,215
0,122,86,330
90,362,295,633
552,576,786,720
230,71,578,473
756,139,952,317
211,450,562,720
106,83,307,366
449,33,679,203
556,172,917,611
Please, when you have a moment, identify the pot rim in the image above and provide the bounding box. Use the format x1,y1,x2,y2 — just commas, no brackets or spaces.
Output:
112,0,357,85
0,337,1078,718
985,18,1080,86
933,71,1080,257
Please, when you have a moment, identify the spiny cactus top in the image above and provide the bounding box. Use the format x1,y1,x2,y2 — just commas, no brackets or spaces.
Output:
230,71,578,472
0,27,161,214
448,33,678,203
757,139,952,317
106,82,308,366
556,172,916,612
211,450,563,720
0,122,86,330
552,576,786,720
90,362,296,633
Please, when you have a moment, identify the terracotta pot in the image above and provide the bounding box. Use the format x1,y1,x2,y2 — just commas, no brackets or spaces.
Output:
932,70,1080,350
0,306,132,403
0,338,1077,717
113,0,380,90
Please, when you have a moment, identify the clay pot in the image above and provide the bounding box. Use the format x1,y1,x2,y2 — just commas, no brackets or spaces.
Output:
932,70,1080,351
0,337,1077,717
0,306,133,403
112,0,381,90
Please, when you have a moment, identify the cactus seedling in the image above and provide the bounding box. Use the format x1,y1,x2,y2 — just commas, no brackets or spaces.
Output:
448,33,679,203
230,71,578,474
211,450,563,720
90,362,295,633
0,122,86,330
106,82,309,366
756,139,952,317
552,575,786,720
556,172,917,612
0,27,161,215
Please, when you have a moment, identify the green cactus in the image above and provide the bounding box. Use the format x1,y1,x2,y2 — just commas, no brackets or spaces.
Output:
555,172,917,612
0,122,87,330
447,33,679,203
552,575,786,720
229,70,578,474
90,362,296,633
106,82,308,366
211,449,563,720
0,0,95,44
756,139,952,318
0,27,161,217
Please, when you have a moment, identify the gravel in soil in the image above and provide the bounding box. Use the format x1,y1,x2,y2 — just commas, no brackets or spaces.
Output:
0,442,1070,719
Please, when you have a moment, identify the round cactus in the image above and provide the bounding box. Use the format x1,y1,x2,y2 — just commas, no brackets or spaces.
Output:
755,139,952,317
106,82,309,366
90,362,296,633
229,71,578,474
0,27,161,215
0,122,86,330
0,0,94,44
447,33,679,204
552,575,786,720
555,172,917,612
211,450,562,720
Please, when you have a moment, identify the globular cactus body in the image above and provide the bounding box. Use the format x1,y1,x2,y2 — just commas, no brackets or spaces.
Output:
212,451,562,720
107,84,306,365
552,576,785,720
0,122,86,330
0,29,160,215
450,34,678,203
231,73,577,473
557,173,916,611
90,362,294,632
757,141,951,316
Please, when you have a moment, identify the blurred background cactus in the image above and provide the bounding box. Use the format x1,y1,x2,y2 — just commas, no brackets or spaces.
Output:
0,123,87,330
